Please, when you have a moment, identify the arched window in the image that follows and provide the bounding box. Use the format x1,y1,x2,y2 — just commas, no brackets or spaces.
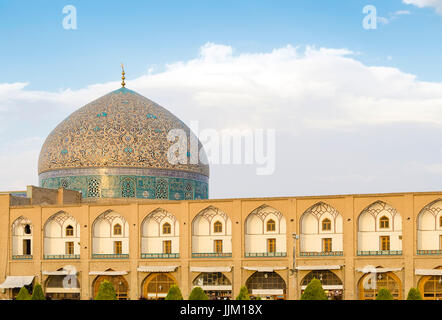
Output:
114,224,122,235
358,272,401,300
440,216,442,228
214,221,223,233
301,270,342,286
193,272,231,286
162,222,171,234
246,272,286,299
322,218,331,231
66,225,74,236
267,219,276,232
379,216,389,229
24,224,31,235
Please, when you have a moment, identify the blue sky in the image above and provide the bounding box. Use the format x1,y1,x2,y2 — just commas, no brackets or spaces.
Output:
1,0,442,90
1,0,442,198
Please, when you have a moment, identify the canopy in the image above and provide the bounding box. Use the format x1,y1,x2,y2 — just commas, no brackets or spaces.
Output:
251,289,284,295
415,269,442,276
190,266,232,273
89,271,128,276
356,266,402,273
301,285,343,290
193,285,232,291
296,265,342,271
43,270,78,276
137,266,178,273
0,276,34,289
243,266,287,272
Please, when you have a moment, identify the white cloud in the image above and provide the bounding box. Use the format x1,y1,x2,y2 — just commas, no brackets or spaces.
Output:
1,43,442,196
403,0,442,14
378,9,411,25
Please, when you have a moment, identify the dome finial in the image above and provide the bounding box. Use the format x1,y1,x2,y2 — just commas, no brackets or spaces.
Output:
121,63,126,87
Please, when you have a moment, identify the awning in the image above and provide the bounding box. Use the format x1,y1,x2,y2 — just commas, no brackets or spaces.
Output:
45,288,81,293
0,276,34,289
243,266,287,272
190,266,232,273
415,269,442,276
301,285,343,290
147,293,167,298
296,265,342,271
43,270,78,276
252,289,284,295
137,266,178,273
89,271,128,276
194,285,232,291
356,266,402,273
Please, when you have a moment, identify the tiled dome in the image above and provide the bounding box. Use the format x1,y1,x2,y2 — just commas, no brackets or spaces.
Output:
38,87,209,200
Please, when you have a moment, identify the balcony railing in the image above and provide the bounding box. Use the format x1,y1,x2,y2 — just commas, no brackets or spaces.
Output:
44,254,80,260
245,252,287,258
141,253,180,259
300,251,343,257
417,250,442,255
12,254,33,260
92,254,129,259
192,252,232,258
357,250,402,256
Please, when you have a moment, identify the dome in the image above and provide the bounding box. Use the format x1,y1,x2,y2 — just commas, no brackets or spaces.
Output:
38,87,209,200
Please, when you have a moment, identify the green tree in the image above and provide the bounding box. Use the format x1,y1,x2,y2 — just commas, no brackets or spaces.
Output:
406,287,423,300
31,283,45,300
300,278,328,300
375,288,394,300
188,287,208,300
94,280,117,300
165,285,183,300
15,286,31,300
236,286,250,300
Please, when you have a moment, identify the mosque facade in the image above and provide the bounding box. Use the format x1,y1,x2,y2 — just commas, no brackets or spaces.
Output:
0,79,441,300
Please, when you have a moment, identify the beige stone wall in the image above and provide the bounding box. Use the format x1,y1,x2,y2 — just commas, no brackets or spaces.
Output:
0,191,442,300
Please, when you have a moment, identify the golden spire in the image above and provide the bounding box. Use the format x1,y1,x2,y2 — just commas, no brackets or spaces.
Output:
121,63,126,87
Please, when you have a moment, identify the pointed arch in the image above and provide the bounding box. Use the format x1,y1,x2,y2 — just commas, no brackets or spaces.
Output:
92,210,129,257
300,202,342,234
192,206,232,256
12,216,32,235
141,208,178,237
357,201,402,254
299,202,343,256
417,199,442,252
44,211,80,258
244,204,286,257
11,216,33,258
140,208,179,257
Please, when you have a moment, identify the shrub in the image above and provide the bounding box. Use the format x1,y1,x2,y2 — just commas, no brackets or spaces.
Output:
300,278,328,300
31,283,45,300
188,287,208,300
165,285,183,300
236,286,250,300
406,287,423,300
15,286,31,300
376,288,394,300
94,280,117,300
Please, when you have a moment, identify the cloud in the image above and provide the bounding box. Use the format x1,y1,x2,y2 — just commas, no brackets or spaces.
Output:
1,43,442,196
378,9,411,25
403,0,442,15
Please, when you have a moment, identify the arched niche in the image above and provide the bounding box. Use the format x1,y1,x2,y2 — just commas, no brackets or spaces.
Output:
141,208,179,257
192,206,232,256
244,205,286,257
